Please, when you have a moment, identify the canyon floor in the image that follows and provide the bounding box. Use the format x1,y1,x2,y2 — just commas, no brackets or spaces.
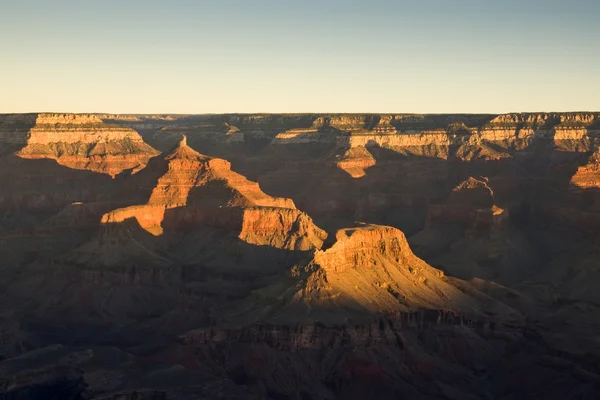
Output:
1,112,600,399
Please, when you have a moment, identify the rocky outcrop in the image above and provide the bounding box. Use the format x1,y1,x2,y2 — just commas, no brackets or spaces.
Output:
239,207,327,251
570,147,600,190
2,113,160,177
205,157,295,208
110,136,295,212
102,137,320,252
145,136,211,208
411,177,535,285
448,177,495,207
101,204,166,236
271,128,326,145
425,177,508,235
336,146,376,178
246,224,519,325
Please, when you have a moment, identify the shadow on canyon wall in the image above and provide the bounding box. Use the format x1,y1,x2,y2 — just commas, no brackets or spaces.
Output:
0,113,38,156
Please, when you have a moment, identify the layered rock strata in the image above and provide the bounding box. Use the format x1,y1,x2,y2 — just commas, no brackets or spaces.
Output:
101,137,325,250
0,113,160,177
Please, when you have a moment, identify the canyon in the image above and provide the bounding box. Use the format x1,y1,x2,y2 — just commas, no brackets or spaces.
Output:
1,112,600,399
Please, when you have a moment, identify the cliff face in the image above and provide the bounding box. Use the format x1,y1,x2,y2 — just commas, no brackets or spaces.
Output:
239,207,326,251
570,147,600,190
97,112,599,158
1,113,159,177
178,314,505,399
336,146,376,178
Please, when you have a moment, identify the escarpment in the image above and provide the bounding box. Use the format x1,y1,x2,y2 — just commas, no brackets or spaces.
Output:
98,112,600,160
3,113,160,177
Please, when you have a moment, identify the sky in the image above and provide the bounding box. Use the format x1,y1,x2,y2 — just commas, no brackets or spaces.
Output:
1,0,599,114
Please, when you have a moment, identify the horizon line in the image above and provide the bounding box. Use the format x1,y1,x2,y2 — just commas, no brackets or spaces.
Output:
2,110,600,116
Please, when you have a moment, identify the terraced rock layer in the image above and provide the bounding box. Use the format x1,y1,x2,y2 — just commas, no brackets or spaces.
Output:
1,113,159,177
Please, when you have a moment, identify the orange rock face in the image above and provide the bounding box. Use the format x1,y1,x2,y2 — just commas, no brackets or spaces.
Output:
138,136,296,209
146,137,211,207
259,224,519,324
102,136,323,251
336,146,376,178
101,204,166,236
570,149,600,189
239,207,327,250
205,158,296,208
12,113,159,177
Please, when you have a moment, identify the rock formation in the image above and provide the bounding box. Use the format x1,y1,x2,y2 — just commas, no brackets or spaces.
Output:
251,224,520,325
570,147,600,189
101,136,325,250
411,176,535,284
336,146,376,178
7,113,159,177
1,112,600,399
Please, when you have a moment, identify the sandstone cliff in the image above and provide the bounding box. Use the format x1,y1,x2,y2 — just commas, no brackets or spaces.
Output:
0,113,159,177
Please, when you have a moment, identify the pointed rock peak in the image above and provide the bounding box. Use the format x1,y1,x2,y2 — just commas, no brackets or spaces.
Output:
165,134,210,161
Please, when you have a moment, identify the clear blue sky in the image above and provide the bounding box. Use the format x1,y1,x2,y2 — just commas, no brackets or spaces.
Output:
1,0,598,113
